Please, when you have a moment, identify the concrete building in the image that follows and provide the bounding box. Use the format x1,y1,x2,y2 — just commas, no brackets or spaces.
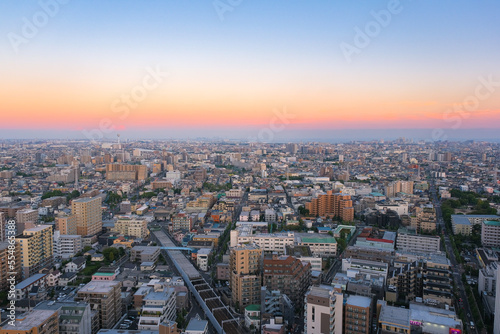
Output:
76,280,123,329
112,217,149,238
172,213,193,231
481,220,500,247
35,300,92,334
304,285,343,334
53,231,82,259
230,244,263,312
263,255,311,308
196,248,211,271
16,208,38,225
130,246,160,263
478,261,498,294
344,295,371,334
297,236,337,257
138,288,177,330
17,224,54,279
495,265,500,334
72,196,102,237
396,227,440,253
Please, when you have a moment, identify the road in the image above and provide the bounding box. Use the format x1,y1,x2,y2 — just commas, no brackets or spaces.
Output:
430,180,478,334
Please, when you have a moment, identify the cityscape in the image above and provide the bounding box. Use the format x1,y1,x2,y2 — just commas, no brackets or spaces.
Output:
1,1,500,334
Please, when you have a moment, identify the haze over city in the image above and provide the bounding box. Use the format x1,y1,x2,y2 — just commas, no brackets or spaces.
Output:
1,1,499,141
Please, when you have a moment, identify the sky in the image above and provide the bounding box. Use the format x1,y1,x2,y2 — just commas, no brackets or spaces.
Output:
0,0,499,141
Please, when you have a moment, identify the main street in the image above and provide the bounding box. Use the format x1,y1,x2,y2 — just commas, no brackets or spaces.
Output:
430,180,478,334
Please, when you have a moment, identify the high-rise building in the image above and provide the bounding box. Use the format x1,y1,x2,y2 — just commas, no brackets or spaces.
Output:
263,255,311,308
76,280,122,329
112,217,149,238
304,285,343,334
17,225,54,279
56,212,77,235
72,197,102,237
0,309,59,334
230,244,263,312
344,295,372,334
305,191,354,221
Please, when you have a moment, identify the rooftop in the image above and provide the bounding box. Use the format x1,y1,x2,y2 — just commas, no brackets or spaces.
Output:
346,295,371,308
185,318,209,331
379,304,410,328
78,280,120,294
0,309,57,330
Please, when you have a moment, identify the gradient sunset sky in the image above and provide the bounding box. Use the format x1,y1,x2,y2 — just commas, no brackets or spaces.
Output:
1,0,499,141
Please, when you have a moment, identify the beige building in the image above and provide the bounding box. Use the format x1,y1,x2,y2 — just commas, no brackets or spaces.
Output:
76,280,122,329
410,207,437,232
481,220,500,248
106,164,147,181
16,208,38,225
56,212,77,235
72,197,102,237
385,181,414,198
17,225,54,279
305,191,354,222
112,217,149,238
230,244,262,312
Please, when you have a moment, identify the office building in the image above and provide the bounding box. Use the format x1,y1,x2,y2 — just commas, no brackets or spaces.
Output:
72,196,102,237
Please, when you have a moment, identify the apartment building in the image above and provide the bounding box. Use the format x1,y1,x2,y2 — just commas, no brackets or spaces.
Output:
35,300,92,334
451,214,498,235
263,255,311,308
130,246,160,263
410,207,437,232
396,227,440,253
53,231,82,259
16,208,38,225
17,224,54,279
106,163,147,181
481,220,500,247
112,217,149,238
76,280,122,329
56,213,77,235
344,295,372,334
422,256,453,307
138,288,177,330
72,196,102,237
172,213,193,231
230,244,263,312
305,191,354,221
304,285,343,334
